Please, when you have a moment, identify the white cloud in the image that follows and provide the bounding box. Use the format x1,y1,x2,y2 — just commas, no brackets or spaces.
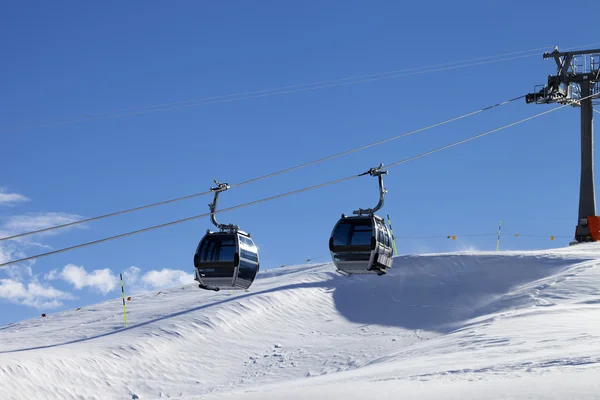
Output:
44,268,58,281
0,188,29,206
0,211,84,283
0,242,34,282
0,278,74,309
122,265,194,294
59,264,118,294
1,212,84,238
37,264,194,297
142,268,195,288
123,265,141,283
1,264,33,281
0,242,25,265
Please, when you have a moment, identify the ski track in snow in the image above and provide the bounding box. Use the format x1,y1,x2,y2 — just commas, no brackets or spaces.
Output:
1,246,600,399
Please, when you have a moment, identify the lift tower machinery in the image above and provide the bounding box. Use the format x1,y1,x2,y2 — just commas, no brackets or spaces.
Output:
526,46,600,244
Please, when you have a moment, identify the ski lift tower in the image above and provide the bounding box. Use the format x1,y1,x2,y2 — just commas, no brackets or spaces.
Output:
526,46,600,244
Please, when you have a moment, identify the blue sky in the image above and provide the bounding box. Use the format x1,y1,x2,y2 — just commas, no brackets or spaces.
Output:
1,0,598,325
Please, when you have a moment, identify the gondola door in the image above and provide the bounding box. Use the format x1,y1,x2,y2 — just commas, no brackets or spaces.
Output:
235,235,260,290
195,233,240,288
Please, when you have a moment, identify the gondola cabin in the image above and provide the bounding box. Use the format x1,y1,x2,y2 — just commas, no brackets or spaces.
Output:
329,214,393,275
194,230,260,291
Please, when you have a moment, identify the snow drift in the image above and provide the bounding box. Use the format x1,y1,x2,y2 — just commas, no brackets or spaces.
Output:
1,244,600,399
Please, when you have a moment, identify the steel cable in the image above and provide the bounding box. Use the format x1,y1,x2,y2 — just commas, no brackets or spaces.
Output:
4,93,596,267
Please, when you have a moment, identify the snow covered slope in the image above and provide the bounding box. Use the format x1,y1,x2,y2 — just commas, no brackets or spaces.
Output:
2,245,600,399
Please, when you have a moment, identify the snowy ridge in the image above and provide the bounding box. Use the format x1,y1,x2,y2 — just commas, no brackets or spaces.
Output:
2,245,600,399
